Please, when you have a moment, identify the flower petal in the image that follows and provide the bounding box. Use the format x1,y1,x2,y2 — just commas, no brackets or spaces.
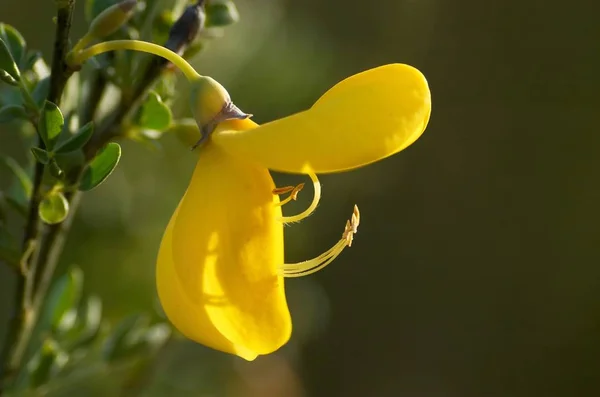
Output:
212,64,431,173
156,143,291,360
157,205,257,360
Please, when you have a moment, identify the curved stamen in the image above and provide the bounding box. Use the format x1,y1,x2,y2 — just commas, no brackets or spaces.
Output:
279,205,360,277
278,172,321,223
273,183,305,207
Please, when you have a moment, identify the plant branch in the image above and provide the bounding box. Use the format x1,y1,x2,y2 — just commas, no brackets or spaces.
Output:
0,1,76,393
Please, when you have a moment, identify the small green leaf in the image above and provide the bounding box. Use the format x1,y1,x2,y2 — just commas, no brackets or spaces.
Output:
0,156,32,199
143,323,171,351
55,122,94,153
38,101,64,150
205,0,240,27
88,0,138,39
79,142,121,191
39,191,69,225
0,105,27,123
182,41,205,61
0,40,20,82
85,0,120,22
32,77,50,107
136,91,172,131
48,159,64,180
24,50,43,72
102,314,149,362
43,267,83,331
0,69,18,86
54,150,85,182
27,339,68,388
30,147,50,164
67,296,103,350
0,23,26,68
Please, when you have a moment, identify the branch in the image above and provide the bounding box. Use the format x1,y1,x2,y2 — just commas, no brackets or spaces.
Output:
0,1,76,392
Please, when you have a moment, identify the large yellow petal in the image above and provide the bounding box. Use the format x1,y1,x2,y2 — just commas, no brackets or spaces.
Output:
156,142,291,360
212,64,431,174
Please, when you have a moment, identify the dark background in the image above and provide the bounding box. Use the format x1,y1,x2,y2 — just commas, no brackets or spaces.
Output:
1,0,600,396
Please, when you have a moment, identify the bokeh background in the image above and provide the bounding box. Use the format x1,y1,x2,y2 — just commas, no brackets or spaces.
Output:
2,0,600,396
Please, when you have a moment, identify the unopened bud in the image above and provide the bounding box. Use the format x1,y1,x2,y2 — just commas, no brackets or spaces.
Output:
164,1,206,55
189,76,250,149
88,0,138,39
190,76,230,127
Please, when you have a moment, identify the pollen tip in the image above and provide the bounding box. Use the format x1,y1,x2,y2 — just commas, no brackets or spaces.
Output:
352,205,360,229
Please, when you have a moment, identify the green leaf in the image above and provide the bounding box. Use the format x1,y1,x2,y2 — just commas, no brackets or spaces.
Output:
23,50,43,72
0,69,18,86
67,295,103,350
0,23,26,68
43,267,84,332
0,40,20,82
205,0,240,27
30,147,50,164
55,122,94,153
54,151,85,182
0,105,27,123
88,0,139,39
27,339,68,388
32,76,50,107
0,156,32,199
102,314,149,362
48,159,64,180
38,101,64,150
135,91,172,131
85,0,120,22
142,323,171,351
39,191,69,225
79,142,121,191
182,41,205,61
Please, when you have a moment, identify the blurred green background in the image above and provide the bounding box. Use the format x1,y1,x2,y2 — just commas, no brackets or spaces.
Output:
2,0,600,395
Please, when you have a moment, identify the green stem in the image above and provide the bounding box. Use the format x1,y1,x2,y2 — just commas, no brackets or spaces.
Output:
70,40,200,81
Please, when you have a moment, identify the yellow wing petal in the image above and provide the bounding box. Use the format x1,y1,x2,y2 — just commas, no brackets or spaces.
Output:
156,142,291,360
212,64,431,174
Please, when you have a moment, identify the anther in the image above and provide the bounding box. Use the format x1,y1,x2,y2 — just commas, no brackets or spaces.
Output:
278,172,321,223
273,183,305,207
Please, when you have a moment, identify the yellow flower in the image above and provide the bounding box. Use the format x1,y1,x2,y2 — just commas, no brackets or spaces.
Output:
156,63,431,361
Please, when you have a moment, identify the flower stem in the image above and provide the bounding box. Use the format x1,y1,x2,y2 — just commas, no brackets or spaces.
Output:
70,40,201,81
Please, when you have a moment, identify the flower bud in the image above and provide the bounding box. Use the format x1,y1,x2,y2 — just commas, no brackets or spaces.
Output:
188,76,250,149
88,0,138,39
164,1,206,55
189,76,231,129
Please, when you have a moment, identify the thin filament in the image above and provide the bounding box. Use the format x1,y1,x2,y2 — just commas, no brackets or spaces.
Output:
70,40,201,81
278,172,321,223
279,206,360,278
282,247,346,278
